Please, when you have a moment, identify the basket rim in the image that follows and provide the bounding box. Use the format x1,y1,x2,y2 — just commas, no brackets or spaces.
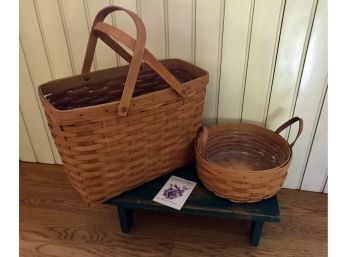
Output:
38,58,208,114
194,123,293,173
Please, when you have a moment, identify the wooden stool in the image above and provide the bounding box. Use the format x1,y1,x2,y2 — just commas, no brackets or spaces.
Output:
104,164,280,247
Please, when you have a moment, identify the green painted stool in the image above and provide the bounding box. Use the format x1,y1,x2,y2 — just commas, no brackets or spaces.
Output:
104,164,280,247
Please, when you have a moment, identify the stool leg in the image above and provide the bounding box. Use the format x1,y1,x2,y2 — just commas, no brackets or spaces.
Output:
117,206,133,233
249,221,264,247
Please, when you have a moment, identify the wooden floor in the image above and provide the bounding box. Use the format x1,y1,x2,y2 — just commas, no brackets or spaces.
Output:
19,162,327,257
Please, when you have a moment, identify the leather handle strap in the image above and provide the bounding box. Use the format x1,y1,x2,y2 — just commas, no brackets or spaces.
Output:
93,22,187,97
275,117,304,148
196,127,209,158
81,6,146,116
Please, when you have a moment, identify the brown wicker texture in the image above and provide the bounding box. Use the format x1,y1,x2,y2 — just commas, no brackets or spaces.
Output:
38,6,208,205
195,117,303,203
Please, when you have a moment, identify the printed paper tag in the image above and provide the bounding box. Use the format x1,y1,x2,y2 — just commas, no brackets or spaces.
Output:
153,176,196,210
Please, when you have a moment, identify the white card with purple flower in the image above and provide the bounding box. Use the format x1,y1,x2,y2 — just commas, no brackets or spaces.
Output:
153,176,196,210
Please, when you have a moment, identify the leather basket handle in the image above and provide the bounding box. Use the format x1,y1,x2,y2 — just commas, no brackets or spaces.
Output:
82,6,186,117
275,117,304,148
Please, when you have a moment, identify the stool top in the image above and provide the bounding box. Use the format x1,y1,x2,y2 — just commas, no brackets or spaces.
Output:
104,164,280,222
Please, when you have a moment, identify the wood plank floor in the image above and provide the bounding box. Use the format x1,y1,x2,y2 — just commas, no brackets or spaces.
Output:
19,162,327,257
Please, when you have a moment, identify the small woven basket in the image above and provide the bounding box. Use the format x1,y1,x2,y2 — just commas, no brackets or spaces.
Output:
195,117,303,203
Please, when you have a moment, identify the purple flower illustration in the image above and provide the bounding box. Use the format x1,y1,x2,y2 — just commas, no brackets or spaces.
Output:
163,184,189,200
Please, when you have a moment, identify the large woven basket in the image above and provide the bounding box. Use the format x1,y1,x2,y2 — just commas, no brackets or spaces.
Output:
38,6,208,205
195,117,303,203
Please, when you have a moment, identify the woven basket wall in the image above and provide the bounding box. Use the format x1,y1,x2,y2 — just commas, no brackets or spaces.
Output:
195,118,303,203
38,6,208,205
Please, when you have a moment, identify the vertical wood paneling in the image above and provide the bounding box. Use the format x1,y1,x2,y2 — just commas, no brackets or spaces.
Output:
196,0,224,125
284,0,328,189
112,0,138,36
19,44,55,164
19,0,53,83
19,0,61,164
85,0,118,70
218,0,253,123
167,0,192,62
139,0,166,59
266,0,317,136
111,0,138,66
19,0,328,193
191,0,196,63
60,0,94,73
242,0,285,125
35,0,73,79
323,178,328,193
300,92,328,191
19,109,36,163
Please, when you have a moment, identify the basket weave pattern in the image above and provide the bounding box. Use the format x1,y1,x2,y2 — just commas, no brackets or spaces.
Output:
39,6,208,205
195,119,303,203
43,82,205,204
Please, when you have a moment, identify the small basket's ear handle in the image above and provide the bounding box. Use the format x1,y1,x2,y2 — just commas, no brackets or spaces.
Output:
275,117,304,148
196,127,209,158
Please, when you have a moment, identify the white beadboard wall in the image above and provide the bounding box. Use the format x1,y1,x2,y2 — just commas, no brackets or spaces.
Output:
19,0,328,193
